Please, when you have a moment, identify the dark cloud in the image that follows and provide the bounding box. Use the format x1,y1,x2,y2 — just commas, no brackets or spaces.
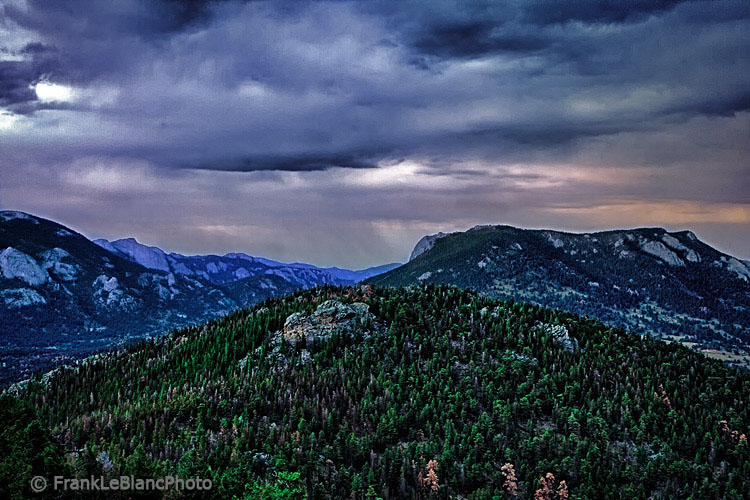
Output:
522,0,688,25
0,0,226,111
386,0,691,62
0,60,37,106
2,0,748,153
1,0,749,265
5,0,221,39
0,42,58,108
413,21,551,58
673,90,750,117
192,153,381,172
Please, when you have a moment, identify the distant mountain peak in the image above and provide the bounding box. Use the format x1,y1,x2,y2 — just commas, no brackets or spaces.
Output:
409,232,450,261
95,237,170,272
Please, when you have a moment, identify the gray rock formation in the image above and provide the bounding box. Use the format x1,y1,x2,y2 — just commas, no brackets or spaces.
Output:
283,300,373,346
409,232,448,261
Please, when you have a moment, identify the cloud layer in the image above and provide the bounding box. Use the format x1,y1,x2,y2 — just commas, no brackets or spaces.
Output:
1,0,749,266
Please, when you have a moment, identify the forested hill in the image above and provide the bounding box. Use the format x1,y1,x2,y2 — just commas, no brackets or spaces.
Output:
5,285,749,499
370,225,750,369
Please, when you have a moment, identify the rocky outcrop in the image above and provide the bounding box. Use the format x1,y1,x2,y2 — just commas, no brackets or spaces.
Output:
0,288,47,308
243,300,376,369
640,240,685,267
409,232,449,261
283,300,373,346
720,256,750,281
533,322,577,352
0,247,49,286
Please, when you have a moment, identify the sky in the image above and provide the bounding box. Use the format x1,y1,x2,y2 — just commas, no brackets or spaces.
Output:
1,0,749,268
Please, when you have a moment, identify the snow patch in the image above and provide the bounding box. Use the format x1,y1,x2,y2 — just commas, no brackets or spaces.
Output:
417,271,432,281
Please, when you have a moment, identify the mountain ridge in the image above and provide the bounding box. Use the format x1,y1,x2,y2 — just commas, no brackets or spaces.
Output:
372,224,750,369
0,211,398,383
94,236,401,286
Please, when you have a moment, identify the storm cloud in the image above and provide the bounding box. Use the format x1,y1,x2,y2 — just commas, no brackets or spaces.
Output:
1,0,749,267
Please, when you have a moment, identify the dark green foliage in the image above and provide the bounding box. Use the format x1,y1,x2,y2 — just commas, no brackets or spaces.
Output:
5,285,750,499
0,395,72,500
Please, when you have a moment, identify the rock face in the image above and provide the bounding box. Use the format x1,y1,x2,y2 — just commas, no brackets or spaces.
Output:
0,288,46,308
283,300,373,346
95,238,171,272
640,240,684,267
721,256,750,281
534,323,577,352
246,300,376,369
409,232,449,261
0,247,48,286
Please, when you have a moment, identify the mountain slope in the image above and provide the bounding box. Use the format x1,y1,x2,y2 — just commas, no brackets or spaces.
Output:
6,285,749,499
370,225,750,369
0,211,252,383
0,212,400,384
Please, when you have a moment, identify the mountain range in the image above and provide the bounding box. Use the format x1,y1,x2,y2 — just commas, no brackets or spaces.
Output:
93,237,397,286
4,211,750,384
0,211,398,383
371,224,750,369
